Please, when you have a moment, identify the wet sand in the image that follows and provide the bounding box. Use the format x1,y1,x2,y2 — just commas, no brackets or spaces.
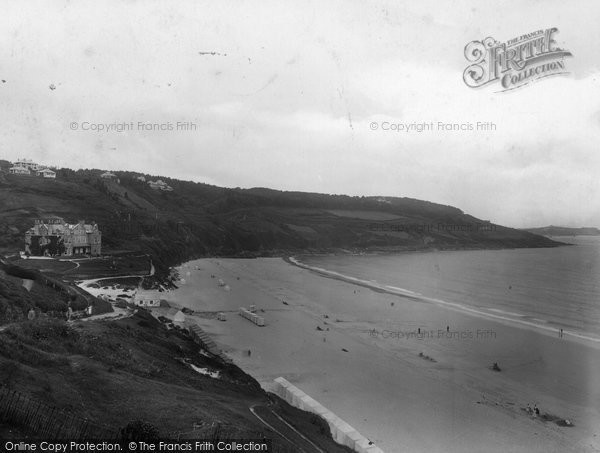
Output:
159,257,600,453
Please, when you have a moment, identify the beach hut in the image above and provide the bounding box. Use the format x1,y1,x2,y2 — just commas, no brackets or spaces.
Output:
239,307,265,326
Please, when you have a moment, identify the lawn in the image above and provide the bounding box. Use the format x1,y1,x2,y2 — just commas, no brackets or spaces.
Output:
14,254,151,281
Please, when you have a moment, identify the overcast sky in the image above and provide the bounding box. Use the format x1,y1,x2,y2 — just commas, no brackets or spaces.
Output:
1,0,599,228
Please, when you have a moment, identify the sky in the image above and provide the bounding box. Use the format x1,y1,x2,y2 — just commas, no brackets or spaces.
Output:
1,0,599,228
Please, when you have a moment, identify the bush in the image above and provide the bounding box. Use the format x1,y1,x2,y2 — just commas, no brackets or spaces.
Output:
120,420,160,441
14,318,78,343
310,413,330,435
0,279,34,324
3,265,39,281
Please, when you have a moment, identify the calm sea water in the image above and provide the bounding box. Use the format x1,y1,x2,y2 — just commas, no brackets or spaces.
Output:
301,237,600,339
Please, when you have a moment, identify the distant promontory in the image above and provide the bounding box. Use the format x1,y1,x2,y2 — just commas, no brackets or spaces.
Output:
522,226,600,237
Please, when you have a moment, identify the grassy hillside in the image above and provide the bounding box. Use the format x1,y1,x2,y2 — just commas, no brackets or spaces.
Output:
0,308,352,451
0,261,112,324
0,161,562,279
0,271,69,323
0,250,346,449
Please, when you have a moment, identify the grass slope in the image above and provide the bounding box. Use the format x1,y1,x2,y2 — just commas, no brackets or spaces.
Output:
0,264,112,324
0,309,352,451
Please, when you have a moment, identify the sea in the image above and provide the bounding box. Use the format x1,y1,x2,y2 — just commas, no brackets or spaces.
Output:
299,236,600,342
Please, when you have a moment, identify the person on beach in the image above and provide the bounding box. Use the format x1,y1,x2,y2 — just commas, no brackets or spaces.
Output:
534,405,540,416
560,328,563,338
446,325,449,332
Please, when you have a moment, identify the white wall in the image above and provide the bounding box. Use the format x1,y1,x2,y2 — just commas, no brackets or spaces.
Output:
273,377,384,453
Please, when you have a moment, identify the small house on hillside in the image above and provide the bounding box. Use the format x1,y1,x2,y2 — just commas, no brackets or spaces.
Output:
133,290,161,307
100,171,120,183
147,179,173,191
9,159,57,178
9,166,30,175
37,168,56,179
136,175,146,182
15,158,41,171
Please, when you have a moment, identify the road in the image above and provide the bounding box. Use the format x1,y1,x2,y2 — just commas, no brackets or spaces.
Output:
249,404,326,453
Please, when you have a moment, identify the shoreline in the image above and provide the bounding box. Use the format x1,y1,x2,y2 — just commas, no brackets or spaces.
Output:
158,256,600,452
285,256,600,348
157,239,571,279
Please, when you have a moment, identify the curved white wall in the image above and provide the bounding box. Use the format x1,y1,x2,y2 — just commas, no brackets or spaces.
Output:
273,377,384,453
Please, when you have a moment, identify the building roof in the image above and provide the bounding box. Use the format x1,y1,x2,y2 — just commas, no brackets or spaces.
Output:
67,223,97,233
148,179,173,190
16,158,35,165
35,216,65,224
134,290,160,300
27,218,99,236
100,171,117,177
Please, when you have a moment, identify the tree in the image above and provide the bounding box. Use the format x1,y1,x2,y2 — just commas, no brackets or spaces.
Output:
46,236,65,256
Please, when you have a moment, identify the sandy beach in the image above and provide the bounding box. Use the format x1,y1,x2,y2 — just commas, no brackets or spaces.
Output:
157,257,600,453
